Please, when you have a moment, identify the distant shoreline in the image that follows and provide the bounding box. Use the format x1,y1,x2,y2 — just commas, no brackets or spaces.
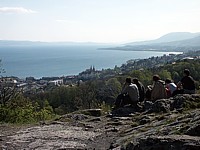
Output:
98,47,184,53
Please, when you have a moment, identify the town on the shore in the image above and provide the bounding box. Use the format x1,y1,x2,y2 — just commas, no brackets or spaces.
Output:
1,50,200,95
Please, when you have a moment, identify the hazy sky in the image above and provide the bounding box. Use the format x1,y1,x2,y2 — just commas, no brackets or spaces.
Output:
0,0,200,43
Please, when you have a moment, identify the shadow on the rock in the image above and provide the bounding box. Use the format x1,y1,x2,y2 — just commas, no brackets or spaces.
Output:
110,105,142,117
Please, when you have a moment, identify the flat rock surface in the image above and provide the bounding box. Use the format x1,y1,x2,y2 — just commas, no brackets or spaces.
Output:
0,115,120,149
5,124,100,149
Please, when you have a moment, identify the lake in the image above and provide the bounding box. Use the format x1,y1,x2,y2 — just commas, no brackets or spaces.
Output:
0,45,181,78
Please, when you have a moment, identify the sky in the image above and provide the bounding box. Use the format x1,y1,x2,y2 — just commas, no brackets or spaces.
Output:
0,0,200,43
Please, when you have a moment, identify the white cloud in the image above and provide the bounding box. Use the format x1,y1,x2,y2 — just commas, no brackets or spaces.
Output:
0,7,37,14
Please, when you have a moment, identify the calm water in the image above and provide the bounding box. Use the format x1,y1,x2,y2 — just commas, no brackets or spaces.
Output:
0,45,180,78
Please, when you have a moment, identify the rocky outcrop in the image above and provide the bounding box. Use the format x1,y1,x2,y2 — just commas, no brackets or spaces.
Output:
113,94,200,149
0,94,200,149
186,122,200,137
127,135,200,150
111,94,200,116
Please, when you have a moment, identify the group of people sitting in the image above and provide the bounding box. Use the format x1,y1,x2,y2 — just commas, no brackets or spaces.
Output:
114,69,195,108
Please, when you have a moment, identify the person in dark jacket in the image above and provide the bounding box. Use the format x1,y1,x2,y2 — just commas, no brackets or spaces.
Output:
173,69,195,96
133,78,145,102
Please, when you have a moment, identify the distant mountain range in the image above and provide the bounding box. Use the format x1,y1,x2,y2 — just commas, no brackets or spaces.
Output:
102,32,200,52
126,32,200,45
1,32,200,52
0,40,112,46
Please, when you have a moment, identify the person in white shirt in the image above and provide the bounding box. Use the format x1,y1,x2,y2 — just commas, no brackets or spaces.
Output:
114,78,139,108
165,78,177,98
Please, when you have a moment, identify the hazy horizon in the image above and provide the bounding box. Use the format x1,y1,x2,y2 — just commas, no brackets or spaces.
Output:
0,0,200,43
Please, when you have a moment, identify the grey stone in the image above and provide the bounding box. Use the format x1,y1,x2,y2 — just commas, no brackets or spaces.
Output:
81,109,102,117
131,135,200,150
144,101,154,111
139,115,151,125
151,99,171,113
111,105,141,117
186,123,200,136
87,117,101,122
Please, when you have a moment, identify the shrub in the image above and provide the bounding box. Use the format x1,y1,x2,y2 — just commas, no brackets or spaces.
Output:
0,95,54,124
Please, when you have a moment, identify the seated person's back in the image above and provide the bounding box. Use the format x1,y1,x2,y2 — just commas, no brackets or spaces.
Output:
151,75,167,101
122,82,139,102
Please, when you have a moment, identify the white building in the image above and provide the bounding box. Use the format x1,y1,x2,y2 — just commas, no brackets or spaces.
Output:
48,79,63,86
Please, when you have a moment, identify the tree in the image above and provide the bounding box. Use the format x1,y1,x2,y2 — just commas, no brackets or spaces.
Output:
76,81,98,109
0,82,19,106
171,71,180,83
158,69,172,80
129,69,153,87
104,78,121,103
0,60,21,106
0,94,54,123
46,86,78,113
